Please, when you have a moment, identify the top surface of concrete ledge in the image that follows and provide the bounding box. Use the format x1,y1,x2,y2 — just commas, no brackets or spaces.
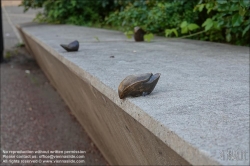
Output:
19,23,249,165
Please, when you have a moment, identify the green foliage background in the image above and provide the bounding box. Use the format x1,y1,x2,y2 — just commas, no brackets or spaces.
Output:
21,0,250,46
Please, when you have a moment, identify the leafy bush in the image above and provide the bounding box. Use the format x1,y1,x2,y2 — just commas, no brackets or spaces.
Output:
165,0,250,45
198,0,250,45
20,0,119,25
106,0,199,34
20,0,249,45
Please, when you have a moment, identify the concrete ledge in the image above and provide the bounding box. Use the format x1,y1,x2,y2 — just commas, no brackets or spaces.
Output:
17,23,249,165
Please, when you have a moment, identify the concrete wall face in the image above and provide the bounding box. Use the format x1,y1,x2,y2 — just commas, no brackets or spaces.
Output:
22,30,190,165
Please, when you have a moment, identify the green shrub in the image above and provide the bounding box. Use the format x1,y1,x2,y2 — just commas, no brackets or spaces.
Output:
199,0,250,45
165,0,250,45
20,0,119,25
20,0,249,45
106,0,199,34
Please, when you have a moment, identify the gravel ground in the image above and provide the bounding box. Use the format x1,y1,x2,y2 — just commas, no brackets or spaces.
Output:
0,48,109,166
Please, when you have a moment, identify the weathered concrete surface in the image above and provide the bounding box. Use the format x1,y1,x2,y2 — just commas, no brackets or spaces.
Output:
18,23,249,165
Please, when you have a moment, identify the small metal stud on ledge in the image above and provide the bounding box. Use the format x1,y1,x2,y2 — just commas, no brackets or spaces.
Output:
60,40,79,52
118,73,161,99
134,27,146,42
